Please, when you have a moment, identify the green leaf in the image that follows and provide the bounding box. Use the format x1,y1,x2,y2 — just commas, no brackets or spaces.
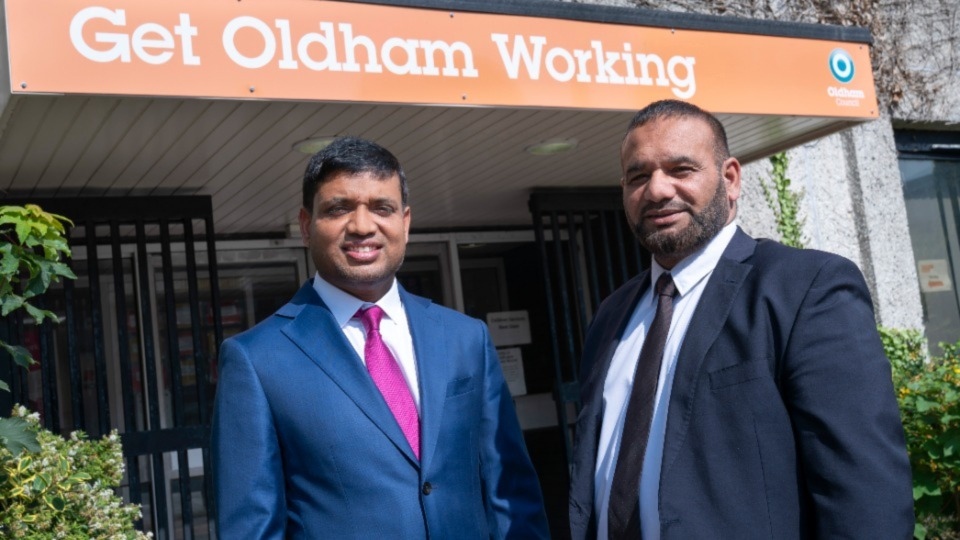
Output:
32,474,47,492
14,220,32,244
941,428,960,457
23,264,52,298
914,522,927,540
0,249,17,275
0,417,40,456
49,261,76,280
1,294,24,316
916,397,939,412
0,342,36,369
69,472,92,482
913,483,941,500
24,302,57,325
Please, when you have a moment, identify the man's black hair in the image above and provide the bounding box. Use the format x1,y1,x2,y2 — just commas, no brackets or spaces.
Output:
624,100,730,166
302,136,408,210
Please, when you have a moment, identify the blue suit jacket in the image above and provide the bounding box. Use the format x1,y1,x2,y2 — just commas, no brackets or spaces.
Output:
212,281,549,539
569,229,914,539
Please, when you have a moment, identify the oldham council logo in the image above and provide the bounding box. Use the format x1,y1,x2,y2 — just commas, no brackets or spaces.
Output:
829,49,855,83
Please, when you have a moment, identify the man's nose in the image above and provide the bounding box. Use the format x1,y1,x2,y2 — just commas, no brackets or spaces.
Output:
644,170,676,202
347,206,377,235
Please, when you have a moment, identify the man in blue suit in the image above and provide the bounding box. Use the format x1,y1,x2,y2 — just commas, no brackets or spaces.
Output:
212,136,549,539
568,100,914,539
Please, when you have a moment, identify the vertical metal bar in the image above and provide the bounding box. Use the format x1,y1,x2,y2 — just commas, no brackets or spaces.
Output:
204,215,224,351
580,211,602,312
62,266,84,432
110,220,142,523
9,311,26,406
612,209,629,286
35,295,59,433
84,220,111,436
530,205,574,466
627,222,643,276
183,219,209,424
564,211,588,363
159,219,185,427
135,220,169,539
0,319,14,412
202,214,221,533
598,212,616,298
550,211,581,468
158,219,194,539
550,212,577,383
183,218,207,538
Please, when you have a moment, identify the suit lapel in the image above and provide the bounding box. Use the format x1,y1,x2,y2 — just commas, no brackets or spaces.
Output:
581,272,651,405
660,229,755,478
279,282,419,465
571,271,650,524
402,288,446,471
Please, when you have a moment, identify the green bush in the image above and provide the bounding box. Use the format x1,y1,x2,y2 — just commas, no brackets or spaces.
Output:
0,204,76,380
881,327,960,539
0,406,151,539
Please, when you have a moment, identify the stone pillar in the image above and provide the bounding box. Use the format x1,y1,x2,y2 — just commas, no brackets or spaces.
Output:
740,115,924,330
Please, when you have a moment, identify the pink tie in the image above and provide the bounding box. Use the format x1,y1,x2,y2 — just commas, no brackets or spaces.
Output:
357,306,420,460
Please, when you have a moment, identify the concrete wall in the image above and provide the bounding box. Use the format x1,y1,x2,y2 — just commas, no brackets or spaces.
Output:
738,120,924,329
883,0,960,125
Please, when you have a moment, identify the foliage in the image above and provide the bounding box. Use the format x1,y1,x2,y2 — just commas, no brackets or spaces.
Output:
0,406,151,539
0,204,76,456
0,204,76,380
881,327,960,539
758,152,807,249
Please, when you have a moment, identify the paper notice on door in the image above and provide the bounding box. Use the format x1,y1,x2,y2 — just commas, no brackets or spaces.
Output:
496,347,527,396
918,259,952,292
486,310,531,346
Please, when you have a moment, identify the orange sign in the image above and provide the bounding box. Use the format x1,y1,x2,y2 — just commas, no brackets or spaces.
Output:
3,0,878,117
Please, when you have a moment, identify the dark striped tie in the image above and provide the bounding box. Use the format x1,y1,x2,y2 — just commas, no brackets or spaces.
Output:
607,273,677,539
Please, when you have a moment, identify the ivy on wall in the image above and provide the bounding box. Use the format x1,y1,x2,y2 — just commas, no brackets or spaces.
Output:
758,152,806,249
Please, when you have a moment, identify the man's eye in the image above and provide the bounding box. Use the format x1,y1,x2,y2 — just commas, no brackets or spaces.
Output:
325,206,348,216
375,205,396,216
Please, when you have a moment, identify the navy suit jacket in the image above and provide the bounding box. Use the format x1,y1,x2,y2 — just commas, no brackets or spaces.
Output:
569,229,914,539
212,281,549,539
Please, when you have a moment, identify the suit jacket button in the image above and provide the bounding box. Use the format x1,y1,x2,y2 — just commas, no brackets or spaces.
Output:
422,482,433,495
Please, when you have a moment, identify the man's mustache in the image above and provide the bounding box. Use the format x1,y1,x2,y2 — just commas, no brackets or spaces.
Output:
641,201,691,218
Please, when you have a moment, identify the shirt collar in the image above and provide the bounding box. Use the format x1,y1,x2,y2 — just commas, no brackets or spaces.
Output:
311,273,404,328
650,221,738,298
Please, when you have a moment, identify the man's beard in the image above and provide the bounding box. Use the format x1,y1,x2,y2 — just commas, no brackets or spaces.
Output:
632,178,729,260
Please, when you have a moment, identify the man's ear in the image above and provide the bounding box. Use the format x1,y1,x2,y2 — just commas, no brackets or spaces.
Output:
723,157,742,202
298,207,311,247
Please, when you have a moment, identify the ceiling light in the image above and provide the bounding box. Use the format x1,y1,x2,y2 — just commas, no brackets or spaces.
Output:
293,136,337,155
525,138,578,156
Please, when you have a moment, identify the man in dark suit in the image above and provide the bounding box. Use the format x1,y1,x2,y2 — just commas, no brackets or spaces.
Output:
568,100,914,539
212,136,549,539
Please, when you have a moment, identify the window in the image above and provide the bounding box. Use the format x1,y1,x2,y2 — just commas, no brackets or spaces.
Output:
897,130,960,352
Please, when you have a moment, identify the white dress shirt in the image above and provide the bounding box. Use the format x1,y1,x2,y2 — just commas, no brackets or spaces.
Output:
594,222,737,539
312,273,421,411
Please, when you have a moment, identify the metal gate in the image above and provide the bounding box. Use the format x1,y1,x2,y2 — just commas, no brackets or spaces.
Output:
0,196,222,539
529,188,648,465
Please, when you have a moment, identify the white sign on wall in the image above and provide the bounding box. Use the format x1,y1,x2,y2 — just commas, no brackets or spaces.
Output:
486,310,531,347
918,259,952,293
496,347,527,396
